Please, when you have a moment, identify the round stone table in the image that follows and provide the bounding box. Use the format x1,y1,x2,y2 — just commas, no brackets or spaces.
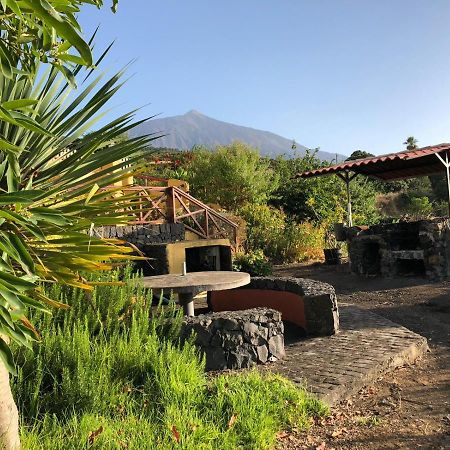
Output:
141,271,250,316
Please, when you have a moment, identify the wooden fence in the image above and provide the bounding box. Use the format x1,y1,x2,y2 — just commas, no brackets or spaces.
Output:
119,184,238,247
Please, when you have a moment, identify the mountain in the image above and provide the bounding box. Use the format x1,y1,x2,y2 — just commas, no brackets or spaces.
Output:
131,110,345,161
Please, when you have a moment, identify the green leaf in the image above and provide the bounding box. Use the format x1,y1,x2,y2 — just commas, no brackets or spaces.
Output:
1,99,38,110
0,138,22,154
0,190,43,205
21,0,93,66
0,272,35,292
9,234,35,274
0,306,14,329
0,290,25,311
0,41,13,79
0,338,16,375
54,63,77,88
30,208,71,226
2,323,33,349
17,294,50,314
57,53,86,65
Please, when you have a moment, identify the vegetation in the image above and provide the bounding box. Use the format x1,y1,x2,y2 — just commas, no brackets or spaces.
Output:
0,1,117,79
146,138,448,264
0,1,159,448
14,268,328,449
233,250,273,276
186,143,279,210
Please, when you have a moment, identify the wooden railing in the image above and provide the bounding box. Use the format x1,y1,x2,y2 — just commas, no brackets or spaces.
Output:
119,185,238,247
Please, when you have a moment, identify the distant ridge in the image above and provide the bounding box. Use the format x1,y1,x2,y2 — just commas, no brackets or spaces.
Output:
131,110,346,161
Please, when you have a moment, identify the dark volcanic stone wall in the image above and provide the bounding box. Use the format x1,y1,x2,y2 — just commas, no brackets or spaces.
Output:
180,308,285,371
100,223,185,246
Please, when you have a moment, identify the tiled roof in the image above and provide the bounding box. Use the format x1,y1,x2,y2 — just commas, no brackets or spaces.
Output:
296,143,450,180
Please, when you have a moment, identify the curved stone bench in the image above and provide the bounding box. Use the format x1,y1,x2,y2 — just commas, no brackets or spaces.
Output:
180,308,285,371
208,276,339,336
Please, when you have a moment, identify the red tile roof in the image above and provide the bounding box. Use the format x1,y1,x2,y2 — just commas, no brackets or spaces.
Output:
296,143,450,181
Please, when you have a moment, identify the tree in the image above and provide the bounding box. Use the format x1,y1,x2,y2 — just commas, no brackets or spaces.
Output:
271,149,346,223
271,149,379,225
346,150,374,161
0,2,159,448
403,136,418,150
0,1,117,81
186,142,279,211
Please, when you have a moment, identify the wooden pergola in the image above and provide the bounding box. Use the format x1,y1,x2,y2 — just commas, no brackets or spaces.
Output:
296,143,450,226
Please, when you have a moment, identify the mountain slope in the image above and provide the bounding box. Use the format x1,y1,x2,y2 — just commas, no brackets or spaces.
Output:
131,110,345,161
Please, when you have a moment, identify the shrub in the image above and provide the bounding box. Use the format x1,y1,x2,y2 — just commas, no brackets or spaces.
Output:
238,203,285,256
185,142,279,210
277,221,326,263
237,204,326,263
408,196,433,218
233,250,273,276
14,268,327,449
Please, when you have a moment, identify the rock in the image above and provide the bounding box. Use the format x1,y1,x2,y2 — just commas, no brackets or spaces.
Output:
256,345,269,363
204,347,227,371
268,334,285,359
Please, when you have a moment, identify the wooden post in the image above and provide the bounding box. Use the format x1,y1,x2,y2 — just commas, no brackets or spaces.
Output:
346,175,352,227
167,187,176,223
434,151,450,217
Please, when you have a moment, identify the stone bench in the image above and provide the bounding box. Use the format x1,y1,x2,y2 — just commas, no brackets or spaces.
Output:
180,308,285,371
208,276,339,336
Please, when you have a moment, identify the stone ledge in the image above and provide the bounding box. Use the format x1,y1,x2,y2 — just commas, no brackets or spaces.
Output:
180,308,285,371
243,276,336,297
209,276,339,336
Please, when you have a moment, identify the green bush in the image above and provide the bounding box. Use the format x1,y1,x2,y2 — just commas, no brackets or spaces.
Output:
233,250,273,276
408,196,433,218
184,142,279,210
238,203,285,256
277,221,326,262
14,268,327,449
237,204,326,263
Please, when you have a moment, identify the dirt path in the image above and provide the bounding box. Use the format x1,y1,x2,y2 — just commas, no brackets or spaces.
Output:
274,263,450,450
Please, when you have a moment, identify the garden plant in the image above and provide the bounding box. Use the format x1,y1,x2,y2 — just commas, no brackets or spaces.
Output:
0,1,157,447
14,267,328,449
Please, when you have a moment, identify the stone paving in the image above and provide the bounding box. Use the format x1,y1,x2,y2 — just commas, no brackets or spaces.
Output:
271,304,429,406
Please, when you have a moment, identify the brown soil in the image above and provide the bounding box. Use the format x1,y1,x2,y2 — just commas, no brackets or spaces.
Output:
273,263,450,450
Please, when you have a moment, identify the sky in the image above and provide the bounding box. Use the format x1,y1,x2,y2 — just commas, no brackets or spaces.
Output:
79,0,450,156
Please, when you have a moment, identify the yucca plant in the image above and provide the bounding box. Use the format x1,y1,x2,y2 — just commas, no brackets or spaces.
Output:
0,2,160,448
0,57,159,449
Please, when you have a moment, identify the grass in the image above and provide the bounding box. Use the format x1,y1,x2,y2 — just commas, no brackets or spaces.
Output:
355,415,382,427
13,266,328,449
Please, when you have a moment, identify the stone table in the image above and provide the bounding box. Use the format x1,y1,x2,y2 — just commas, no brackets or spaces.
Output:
141,271,250,316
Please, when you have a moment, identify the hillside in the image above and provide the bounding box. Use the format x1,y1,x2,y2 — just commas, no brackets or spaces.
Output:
131,110,345,161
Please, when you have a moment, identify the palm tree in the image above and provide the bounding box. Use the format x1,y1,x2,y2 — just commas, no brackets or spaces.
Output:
0,60,159,449
403,136,418,151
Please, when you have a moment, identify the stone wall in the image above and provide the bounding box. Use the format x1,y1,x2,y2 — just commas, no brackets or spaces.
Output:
347,218,450,281
209,276,339,336
99,223,185,247
180,308,285,371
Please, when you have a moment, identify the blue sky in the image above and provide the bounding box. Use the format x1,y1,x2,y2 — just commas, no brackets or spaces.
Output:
79,0,450,156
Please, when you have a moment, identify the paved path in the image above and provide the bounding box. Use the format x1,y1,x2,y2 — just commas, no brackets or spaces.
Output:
272,305,429,406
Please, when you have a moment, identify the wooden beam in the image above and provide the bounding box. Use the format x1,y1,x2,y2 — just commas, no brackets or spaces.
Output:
435,152,450,217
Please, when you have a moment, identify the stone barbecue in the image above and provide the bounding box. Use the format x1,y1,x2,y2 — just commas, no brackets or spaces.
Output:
347,218,450,280
180,308,285,371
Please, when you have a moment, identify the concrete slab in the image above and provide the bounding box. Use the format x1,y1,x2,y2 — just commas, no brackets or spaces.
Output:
271,304,429,406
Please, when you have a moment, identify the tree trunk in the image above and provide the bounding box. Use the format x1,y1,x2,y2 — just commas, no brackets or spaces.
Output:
0,360,19,449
